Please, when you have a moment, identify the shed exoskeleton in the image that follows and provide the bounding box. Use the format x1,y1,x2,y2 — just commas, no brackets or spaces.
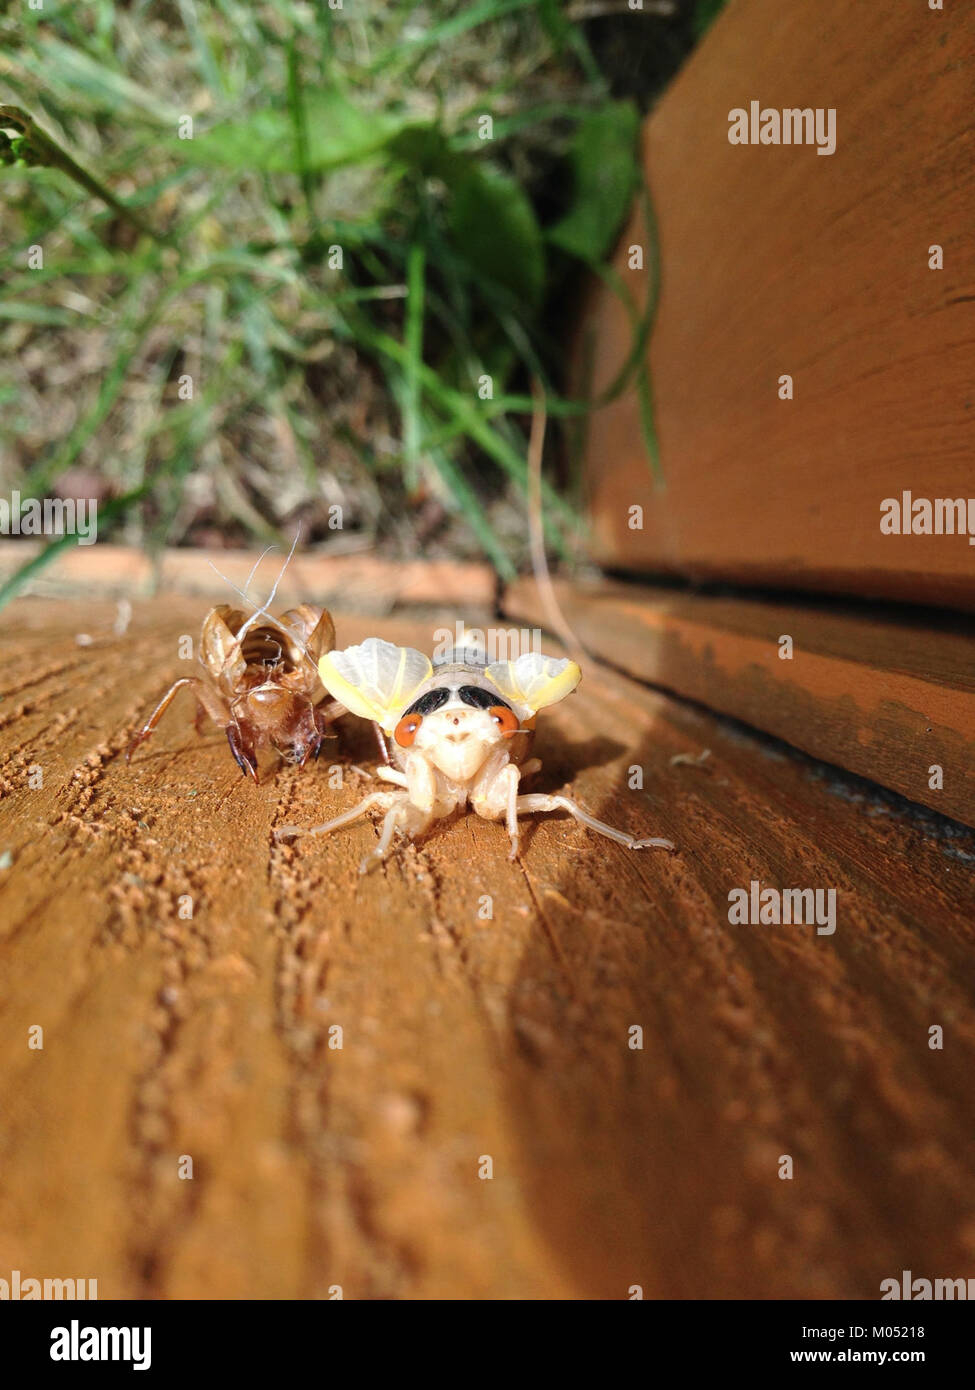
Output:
127,603,342,781
274,639,675,873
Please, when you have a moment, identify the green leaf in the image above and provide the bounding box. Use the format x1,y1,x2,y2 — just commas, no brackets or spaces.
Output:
0,302,76,326
183,89,408,174
17,40,182,123
444,163,545,310
385,123,454,180
547,101,640,264
694,0,728,39
426,442,517,582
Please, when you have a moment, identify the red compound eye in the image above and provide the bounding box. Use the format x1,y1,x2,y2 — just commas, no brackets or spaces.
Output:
490,705,520,737
394,713,423,747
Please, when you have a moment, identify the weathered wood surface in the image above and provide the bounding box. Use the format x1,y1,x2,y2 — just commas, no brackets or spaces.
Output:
2,596,975,1299
504,575,975,829
0,540,496,611
580,0,975,611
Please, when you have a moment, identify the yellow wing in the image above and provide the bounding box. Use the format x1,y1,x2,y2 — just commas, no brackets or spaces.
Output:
319,638,433,734
484,652,581,717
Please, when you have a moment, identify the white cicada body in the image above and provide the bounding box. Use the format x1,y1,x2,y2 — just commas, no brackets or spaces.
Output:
275,638,675,873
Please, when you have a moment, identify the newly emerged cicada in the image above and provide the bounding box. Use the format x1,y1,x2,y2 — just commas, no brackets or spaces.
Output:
275,638,676,873
127,603,343,781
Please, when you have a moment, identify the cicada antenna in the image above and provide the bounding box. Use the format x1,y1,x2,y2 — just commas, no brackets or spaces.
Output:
207,546,273,615
207,527,316,669
241,544,277,600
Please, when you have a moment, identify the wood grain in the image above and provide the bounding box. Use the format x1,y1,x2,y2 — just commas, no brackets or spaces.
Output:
579,0,975,610
1,596,974,1299
504,574,975,829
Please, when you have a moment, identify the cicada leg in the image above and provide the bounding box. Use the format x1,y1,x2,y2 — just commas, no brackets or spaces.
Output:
375,766,408,787
514,793,676,852
314,699,345,739
360,797,434,875
275,789,434,876
373,722,392,766
288,699,343,768
274,790,402,845
126,678,228,763
226,721,259,782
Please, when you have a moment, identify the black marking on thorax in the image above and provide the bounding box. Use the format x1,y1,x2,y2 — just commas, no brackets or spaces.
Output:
458,685,511,712
403,684,513,717
404,687,451,717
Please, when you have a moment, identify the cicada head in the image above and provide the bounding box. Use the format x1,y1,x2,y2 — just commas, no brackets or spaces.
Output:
393,677,528,781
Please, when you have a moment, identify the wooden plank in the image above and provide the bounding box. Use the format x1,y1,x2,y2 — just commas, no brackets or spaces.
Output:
3,595,975,1297
504,575,975,829
0,541,496,611
580,0,975,610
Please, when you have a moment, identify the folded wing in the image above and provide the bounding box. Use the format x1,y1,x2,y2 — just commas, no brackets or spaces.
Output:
484,652,581,717
319,638,433,733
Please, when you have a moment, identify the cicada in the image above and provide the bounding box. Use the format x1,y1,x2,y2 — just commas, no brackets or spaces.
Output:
127,603,342,781
275,639,675,872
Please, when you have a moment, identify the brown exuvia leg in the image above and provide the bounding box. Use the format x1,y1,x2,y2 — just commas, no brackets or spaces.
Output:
126,678,228,763
309,699,344,762
226,721,259,782
289,703,323,769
